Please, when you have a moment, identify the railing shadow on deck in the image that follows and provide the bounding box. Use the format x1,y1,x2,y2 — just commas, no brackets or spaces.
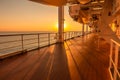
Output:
47,43,71,80
22,43,72,80
0,43,71,80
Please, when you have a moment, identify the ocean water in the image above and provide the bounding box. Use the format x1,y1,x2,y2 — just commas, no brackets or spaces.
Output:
0,31,57,54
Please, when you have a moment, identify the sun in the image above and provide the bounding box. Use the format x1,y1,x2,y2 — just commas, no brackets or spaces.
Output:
64,23,67,28
55,23,67,29
54,23,68,31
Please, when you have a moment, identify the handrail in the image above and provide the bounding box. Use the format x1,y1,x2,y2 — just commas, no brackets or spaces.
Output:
0,32,57,36
109,39,120,80
0,31,84,55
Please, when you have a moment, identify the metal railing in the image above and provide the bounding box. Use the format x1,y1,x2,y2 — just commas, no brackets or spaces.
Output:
109,39,120,80
0,31,83,55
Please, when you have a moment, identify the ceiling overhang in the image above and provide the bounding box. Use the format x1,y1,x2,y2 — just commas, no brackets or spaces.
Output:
29,0,67,6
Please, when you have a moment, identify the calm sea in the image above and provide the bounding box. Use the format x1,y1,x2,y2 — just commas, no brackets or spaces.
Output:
0,31,57,54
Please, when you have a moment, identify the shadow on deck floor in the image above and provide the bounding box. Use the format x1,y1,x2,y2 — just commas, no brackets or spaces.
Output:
0,34,111,80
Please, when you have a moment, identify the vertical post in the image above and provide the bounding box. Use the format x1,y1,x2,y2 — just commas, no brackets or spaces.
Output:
58,6,64,43
64,32,66,41
74,32,75,37
67,32,68,40
82,23,85,36
56,33,58,42
21,34,24,51
65,32,67,40
114,45,119,80
73,32,74,38
71,32,72,38
110,40,113,68
69,32,70,39
38,34,40,48
86,24,88,35
48,33,50,45
73,32,75,38
71,31,73,38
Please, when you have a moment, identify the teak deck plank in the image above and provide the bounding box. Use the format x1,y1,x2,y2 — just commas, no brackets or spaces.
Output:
0,34,111,80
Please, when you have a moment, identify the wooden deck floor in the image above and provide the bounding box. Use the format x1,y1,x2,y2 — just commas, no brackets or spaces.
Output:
0,34,111,80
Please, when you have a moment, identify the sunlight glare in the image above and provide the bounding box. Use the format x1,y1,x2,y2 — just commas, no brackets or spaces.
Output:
56,23,67,29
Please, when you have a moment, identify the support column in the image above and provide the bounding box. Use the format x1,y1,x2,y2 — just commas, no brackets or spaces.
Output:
82,23,84,36
58,6,64,43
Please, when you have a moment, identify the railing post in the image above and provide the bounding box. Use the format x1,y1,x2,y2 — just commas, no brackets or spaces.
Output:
21,34,24,51
38,34,40,48
75,32,76,37
82,23,85,36
74,32,75,37
110,40,113,68
72,32,73,38
63,32,65,41
69,32,71,39
114,45,119,80
71,32,72,38
67,32,68,39
56,33,58,43
75,32,77,37
64,32,67,40
73,32,74,37
65,32,67,40
74,32,76,38
48,33,50,45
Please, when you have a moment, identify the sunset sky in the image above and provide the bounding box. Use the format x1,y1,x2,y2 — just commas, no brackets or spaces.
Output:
0,0,83,32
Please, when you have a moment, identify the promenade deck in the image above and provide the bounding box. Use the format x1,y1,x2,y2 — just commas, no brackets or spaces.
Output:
0,34,111,80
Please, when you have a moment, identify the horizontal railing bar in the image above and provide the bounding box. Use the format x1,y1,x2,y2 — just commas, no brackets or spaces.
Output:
0,33,57,37
39,37,49,38
23,38,38,41
39,44,49,47
24,42,38,46
24,37,56,40
0,40,21,44
0,32,81,37
40,40,49,42
0,45,22,51
50,36,56,37
50,37,56,39
50,39,56,41
40,43,49,45
40,41,49,44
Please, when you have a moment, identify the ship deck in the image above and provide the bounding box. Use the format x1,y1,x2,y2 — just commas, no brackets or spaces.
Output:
0,34,111,80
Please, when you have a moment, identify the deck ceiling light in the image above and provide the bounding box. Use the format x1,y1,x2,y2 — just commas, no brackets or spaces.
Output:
91,1,98,4
92,7,102,10
91,0,104,4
